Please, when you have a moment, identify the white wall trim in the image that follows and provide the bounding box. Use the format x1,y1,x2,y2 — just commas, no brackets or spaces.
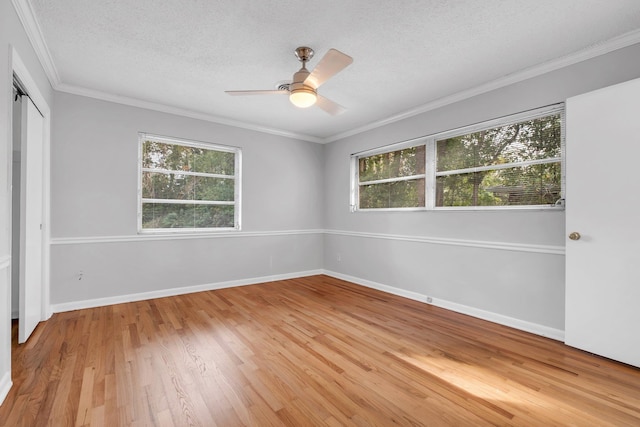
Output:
13,0,640,145
50,268,565,343
51,269,324,313
325,229,565,255
10,0,61,87
55,83,324,144
50,229,564,254
325,29,640,143
323,270,565,341
0,372,12,407
50,229,324,245
50,230,564,255
11,0,321,144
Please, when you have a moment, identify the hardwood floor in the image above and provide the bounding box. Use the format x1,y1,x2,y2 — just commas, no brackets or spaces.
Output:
1,275,639,426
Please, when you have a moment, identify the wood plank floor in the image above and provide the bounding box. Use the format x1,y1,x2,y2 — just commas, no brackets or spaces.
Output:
1,275,640,426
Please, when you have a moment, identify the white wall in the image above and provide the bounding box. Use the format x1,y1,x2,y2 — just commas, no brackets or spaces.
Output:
0,0,54,405
323,43,640,339
49,92,324,310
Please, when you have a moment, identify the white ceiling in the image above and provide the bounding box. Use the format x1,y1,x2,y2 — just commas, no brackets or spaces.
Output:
20,0,640,142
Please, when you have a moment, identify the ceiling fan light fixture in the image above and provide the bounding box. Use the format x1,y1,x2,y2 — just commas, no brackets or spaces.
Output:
289,86,317,108
225,46,353,115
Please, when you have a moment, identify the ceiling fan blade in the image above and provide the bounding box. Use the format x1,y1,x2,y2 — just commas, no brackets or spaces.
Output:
225,90,288,96
316,95,346,115
305,49,353,89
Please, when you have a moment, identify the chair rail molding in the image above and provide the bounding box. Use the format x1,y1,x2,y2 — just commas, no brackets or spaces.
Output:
324,229,565,255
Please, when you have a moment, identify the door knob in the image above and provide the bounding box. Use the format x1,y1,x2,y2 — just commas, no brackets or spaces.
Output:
568,232,581,241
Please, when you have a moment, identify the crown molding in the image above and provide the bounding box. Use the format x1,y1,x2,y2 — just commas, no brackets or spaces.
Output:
55,83,325,143
11,0,61,87
324,29,640,143
11,0,323,143
12,0,640,145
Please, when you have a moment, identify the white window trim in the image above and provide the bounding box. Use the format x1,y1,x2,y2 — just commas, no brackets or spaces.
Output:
351,141,428,212
137,133,242,233
351,104,565,212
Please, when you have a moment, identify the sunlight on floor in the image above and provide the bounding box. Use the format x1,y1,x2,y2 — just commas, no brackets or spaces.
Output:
397,351,527,404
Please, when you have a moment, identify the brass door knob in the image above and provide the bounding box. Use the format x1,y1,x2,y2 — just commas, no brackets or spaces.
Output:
568,232,581,241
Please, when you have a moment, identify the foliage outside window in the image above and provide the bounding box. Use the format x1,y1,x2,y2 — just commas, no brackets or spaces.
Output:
358,146,426,209
139,134,240,231
352,105,564,210
436,113,562,207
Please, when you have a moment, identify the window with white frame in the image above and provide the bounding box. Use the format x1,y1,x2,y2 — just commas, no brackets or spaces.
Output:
357,145,426,209
351,105,564,211
139,134,241,231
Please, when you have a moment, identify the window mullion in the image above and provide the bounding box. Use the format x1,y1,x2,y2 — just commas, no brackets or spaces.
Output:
425,138,436,210
350,156,358,211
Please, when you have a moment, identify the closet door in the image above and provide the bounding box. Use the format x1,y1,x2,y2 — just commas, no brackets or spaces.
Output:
18,97,44,344
565,78,640,367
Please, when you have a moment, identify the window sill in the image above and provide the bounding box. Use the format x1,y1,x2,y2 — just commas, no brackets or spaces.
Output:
353,205,564,213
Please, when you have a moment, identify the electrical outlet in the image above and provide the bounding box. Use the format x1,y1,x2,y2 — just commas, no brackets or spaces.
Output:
426,296,433,303
336,253,341,262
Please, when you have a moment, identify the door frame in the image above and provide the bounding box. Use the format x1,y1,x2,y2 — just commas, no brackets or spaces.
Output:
10,46,51,322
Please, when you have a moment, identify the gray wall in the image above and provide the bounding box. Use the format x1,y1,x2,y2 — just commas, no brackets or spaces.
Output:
323,43,640,337
49,93,324,308
0,0,54,405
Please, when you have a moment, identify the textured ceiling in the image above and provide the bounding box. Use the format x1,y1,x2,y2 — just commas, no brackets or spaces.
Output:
24,0,640,141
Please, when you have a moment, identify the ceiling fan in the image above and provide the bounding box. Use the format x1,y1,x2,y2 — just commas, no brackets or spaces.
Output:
225,46,353,115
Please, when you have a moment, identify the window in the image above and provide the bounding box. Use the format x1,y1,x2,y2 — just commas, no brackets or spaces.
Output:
357,145,426,209
139,134,241,231
436,113,562,207
351,105,564,211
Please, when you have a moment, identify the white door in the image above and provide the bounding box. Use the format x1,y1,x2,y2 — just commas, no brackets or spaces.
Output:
565,78,640,367
18,97,44,344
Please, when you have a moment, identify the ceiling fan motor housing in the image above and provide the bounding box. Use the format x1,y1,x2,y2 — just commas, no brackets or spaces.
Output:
291,68,314,90
289,67,317,108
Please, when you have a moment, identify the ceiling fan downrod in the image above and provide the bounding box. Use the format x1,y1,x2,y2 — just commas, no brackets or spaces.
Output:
290,47,317,108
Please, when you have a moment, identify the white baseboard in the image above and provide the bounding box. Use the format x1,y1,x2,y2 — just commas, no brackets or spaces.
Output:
0,371,12,407
49,268,564,342
51,269,324,313
323,270,565,342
